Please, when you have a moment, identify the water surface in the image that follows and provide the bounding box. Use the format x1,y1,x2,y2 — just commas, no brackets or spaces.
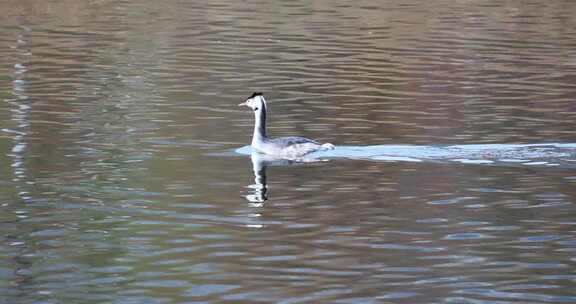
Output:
1,0,576,303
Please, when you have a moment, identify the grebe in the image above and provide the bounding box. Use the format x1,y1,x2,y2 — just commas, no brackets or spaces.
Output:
238,92,334,158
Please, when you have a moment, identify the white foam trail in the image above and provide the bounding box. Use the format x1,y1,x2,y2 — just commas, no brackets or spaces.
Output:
235,143,576,168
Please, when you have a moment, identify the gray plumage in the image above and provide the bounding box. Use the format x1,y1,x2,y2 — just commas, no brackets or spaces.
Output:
268,136,320,146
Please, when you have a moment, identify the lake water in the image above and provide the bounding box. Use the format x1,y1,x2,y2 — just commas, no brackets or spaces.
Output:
1,1,576,303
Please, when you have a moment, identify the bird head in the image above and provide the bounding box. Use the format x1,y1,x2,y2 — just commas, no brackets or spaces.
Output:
238,92,266,111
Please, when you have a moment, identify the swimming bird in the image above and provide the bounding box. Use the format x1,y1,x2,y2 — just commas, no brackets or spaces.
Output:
238,92,334,159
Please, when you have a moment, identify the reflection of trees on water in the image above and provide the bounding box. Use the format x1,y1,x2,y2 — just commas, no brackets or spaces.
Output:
3,24,41,300
6,25,33,201
1,3,165,197
1,7,164,301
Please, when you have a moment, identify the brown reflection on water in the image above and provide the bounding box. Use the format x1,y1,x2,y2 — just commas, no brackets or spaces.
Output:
1,0,576,303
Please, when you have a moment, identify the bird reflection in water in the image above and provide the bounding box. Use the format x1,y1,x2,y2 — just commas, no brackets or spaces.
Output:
245,152,311,202
243,151,324,228
245,152,269,204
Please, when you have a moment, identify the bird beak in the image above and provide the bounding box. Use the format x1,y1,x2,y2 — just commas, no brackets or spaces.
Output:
238,101,248,107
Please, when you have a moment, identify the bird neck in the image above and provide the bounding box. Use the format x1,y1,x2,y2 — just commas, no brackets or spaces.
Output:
252,103,267,145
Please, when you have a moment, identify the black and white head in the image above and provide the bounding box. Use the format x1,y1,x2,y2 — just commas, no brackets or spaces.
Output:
238,92,266,112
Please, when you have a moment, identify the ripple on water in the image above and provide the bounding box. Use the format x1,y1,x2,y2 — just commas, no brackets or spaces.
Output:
2,0,576,303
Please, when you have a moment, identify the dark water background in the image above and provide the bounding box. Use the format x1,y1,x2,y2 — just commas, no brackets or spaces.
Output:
1,1,576,303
